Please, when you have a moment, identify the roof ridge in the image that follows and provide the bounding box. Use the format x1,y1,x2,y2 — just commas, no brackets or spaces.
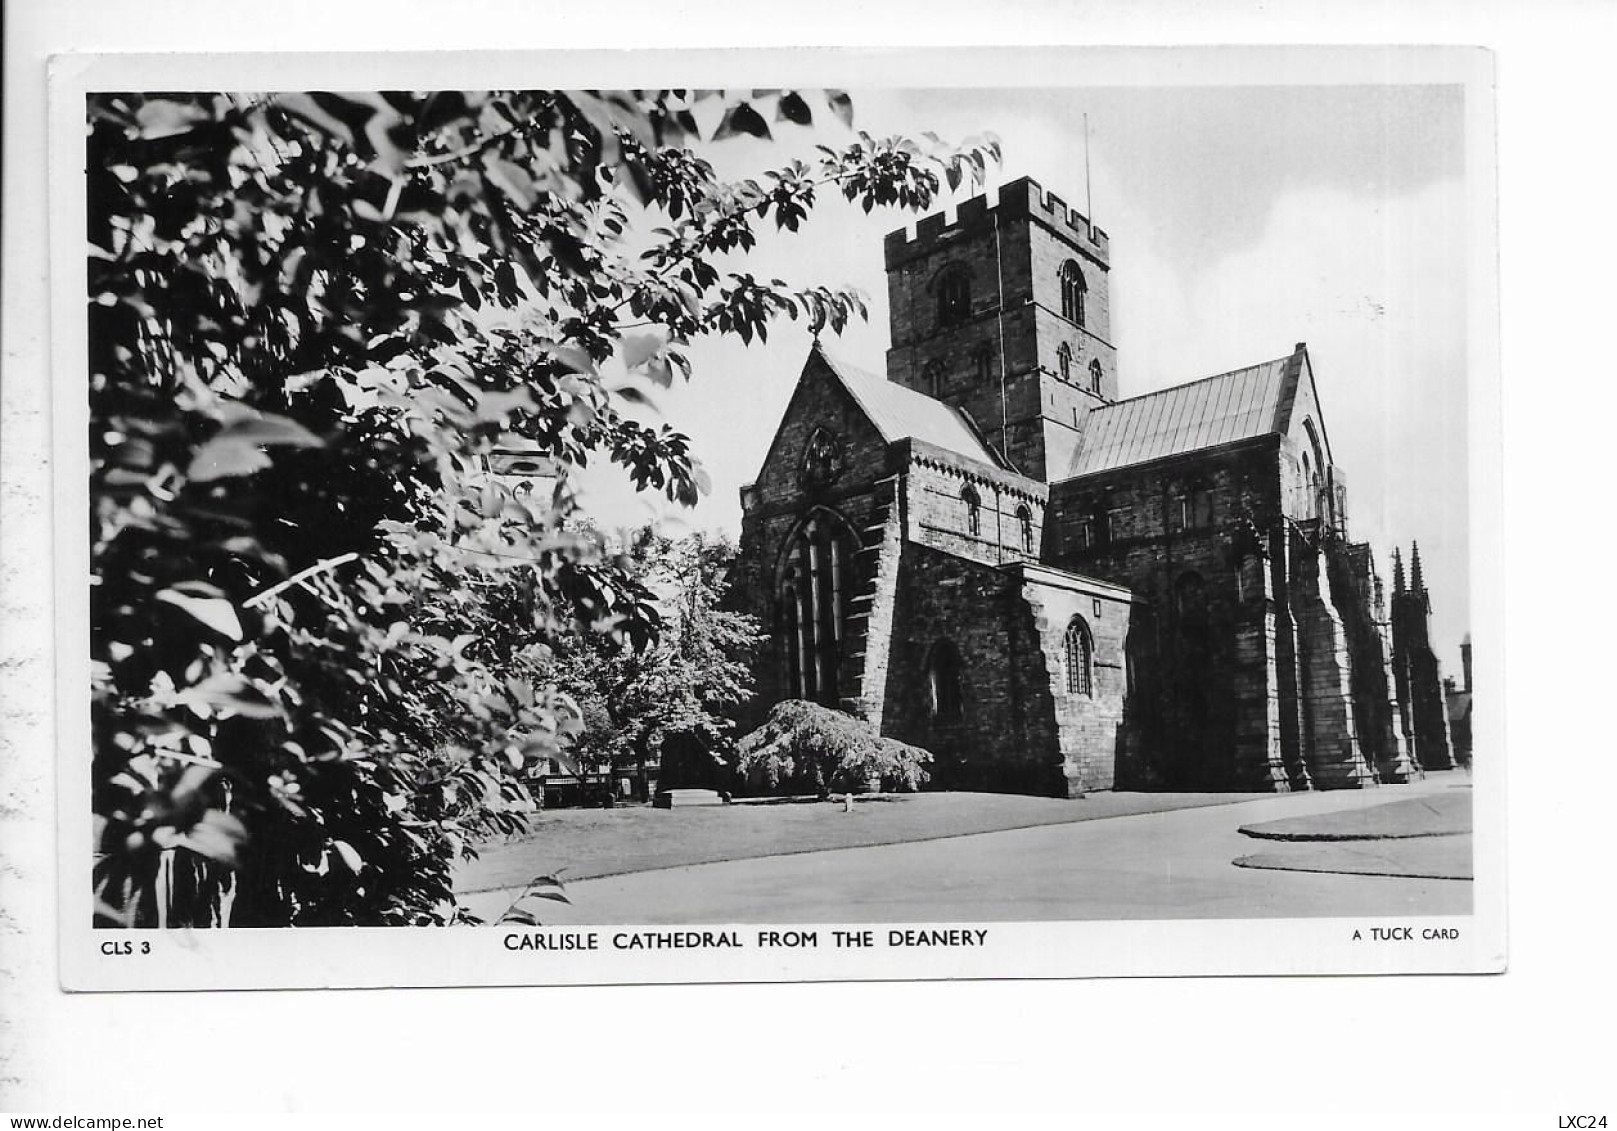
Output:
1096,353,1293,412
811,344,1006,470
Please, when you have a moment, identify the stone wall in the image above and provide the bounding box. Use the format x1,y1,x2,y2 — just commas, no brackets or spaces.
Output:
880,543,1066,796
1047,439,1284,789
1012,564,1138,794
1286,529,1376,788
1327,541,1417,782
1393,588,1457,771
733,353,900,730
899,439,1048,567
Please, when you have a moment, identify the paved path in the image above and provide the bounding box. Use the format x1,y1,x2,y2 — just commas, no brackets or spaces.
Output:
463,774,1473,924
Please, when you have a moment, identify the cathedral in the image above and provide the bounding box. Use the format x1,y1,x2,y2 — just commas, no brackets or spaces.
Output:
731,176,1458,797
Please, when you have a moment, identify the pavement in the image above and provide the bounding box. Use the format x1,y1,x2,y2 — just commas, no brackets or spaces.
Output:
455,787,1281,896
1231,779,1472,880
461,771,1474,924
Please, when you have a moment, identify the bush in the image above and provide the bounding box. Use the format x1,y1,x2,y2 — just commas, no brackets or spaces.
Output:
733,700,931,797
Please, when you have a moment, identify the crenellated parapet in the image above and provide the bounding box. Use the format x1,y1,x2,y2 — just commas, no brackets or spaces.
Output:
884,176,1109,270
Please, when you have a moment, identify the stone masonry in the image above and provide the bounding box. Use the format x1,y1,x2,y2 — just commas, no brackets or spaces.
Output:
732,176,1459,797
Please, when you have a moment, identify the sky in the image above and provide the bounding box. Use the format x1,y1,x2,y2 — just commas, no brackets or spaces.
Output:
575,81,1474,671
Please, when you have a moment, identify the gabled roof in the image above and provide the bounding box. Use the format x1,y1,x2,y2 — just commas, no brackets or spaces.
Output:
815,345,1007,469
1064,349,1301,478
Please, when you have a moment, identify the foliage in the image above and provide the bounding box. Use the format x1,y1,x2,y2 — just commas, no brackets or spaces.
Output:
734,700,932,797
88,88,997,926
542,528,762,790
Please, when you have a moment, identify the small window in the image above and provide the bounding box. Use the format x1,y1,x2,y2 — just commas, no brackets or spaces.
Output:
1089,358,1103,394
938,267,971,327
1193,487,1215,528
1075,517,1093,550
927,640,964,722
923,359,945,399
1017,504,1034,554
1058,342,1073,383
974,345,992,384
1060,260,1088,327
962,484,982,537
1065,617,1094,697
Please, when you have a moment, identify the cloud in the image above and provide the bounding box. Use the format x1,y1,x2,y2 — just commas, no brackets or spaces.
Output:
1119,175,1472,660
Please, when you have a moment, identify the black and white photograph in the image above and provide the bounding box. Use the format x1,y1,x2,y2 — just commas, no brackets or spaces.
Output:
13,0,1617,1117
51,49,1503,991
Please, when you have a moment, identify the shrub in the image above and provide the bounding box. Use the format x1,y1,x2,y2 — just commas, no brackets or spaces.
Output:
734,700,931,797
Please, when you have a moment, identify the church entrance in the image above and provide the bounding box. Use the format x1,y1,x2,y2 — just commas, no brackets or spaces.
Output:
779,511,853,706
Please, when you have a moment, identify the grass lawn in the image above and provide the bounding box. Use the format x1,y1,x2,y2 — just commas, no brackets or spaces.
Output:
453,788,1274,896
1237,787,1472,841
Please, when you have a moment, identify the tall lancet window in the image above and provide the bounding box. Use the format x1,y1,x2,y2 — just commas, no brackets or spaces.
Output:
962,484,982,537
1065,617,1094,697
779,513,852,706
1060,260,1087,327
927,640,965,722
1058,342,1073,383
1089,358,1104,395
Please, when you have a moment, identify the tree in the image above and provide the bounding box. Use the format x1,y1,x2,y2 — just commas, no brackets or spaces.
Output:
88,89,999,926
734,700,932,797
545,528,762,798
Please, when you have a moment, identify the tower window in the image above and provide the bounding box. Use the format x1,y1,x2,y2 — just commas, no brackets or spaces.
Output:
937,266,971,327
974,345,992,384
1065,617,1094,697
1016,504,1034,554
923,359,945,399
1059,260,1087,327
962,484,982,537
1057,342,1073,383
1089,358,1103,394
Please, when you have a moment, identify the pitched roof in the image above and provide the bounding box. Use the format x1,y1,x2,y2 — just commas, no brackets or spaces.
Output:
815,346,1006,469
1064,352,1297,478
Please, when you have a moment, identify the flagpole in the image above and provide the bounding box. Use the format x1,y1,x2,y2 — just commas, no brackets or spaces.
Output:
1084,112,1093,221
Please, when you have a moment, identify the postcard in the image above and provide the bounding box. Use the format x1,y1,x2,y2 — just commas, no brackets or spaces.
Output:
51,46,1504,990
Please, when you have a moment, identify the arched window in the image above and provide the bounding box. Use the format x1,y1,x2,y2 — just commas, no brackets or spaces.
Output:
1065,617,1094,696
937,266,971,327
779,512,854,706
974,345,992,384
926,640,964,722
1016,503,1034,554
962,484,982,537
1057,342,1073,383
1089,358,1104,394
1059,260,1087,326
923,359,945,399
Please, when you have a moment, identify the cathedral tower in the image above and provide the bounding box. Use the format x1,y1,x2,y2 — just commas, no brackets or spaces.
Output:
883,176,1117,482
